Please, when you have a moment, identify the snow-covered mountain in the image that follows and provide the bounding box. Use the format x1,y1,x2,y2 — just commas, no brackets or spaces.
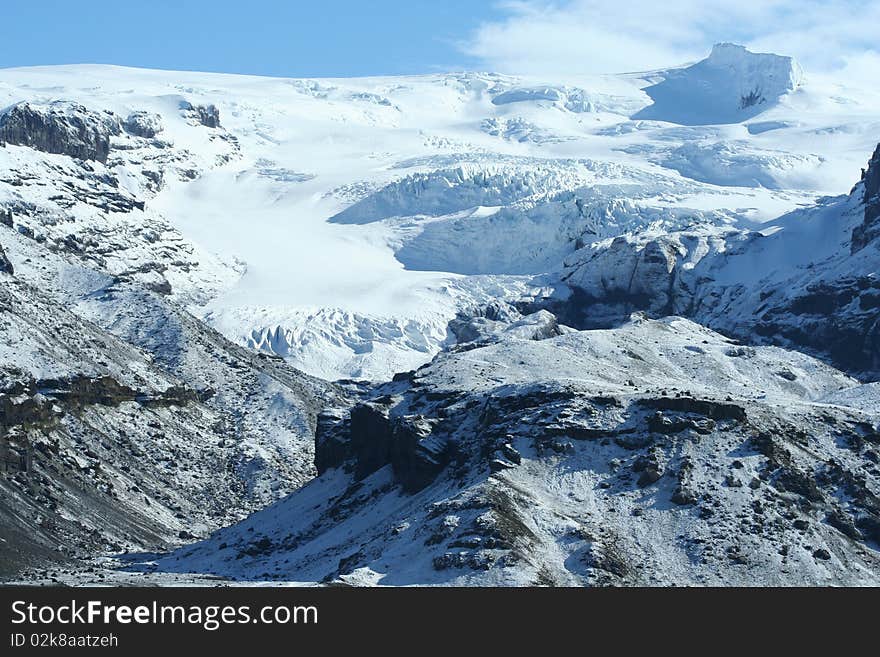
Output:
2,43,877,382
1,43,879,585
559,150,880,380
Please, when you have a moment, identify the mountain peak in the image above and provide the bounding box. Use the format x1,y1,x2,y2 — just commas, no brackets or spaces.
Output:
708,42,749,58
705,42,803,81
633,43,803,125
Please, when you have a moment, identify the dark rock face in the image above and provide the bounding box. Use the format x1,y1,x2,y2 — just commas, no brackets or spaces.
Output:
638,396,746,422
0,243,12,275
0,102,120,163
852,143,880,253
389,415,449,492
314,408,353,475
197,105,221,128
123,111,163,138
349,402,396,480
754,277,880,376
557,234,691,329
316,400,450,492
180,101,220,128
0,375,200,440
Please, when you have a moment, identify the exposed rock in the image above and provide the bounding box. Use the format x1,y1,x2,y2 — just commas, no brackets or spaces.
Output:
148,316,880,585
314,407,354,474
852,143,880,253
0,133,241,301
560,233,694,326
638,396,746,422
318,400,450,492
390,414,449,492
348,402,396,480
773,466,824,503
0,242,12,275
647,410,715,435
0,253,330,578
180,101,221,128
557,146,880,380
123,111,163,138
449,303,563,346
754,277,880,376
0,101,120,162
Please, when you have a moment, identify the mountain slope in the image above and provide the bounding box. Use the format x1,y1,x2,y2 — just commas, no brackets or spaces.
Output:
0,226,333,578
1,47,879,586
559,143,880,380
126,316,880,586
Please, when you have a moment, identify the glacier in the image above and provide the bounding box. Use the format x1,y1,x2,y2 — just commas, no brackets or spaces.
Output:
2,43,876,381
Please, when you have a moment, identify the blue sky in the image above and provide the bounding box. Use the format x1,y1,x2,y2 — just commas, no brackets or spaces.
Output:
0,0,501,77
1,1,877,79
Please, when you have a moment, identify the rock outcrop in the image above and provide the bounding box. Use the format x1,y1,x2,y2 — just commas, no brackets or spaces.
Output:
0,242,12,275
449,303,564,346
317,399,451,493
0,244,331,579
852,143,880,253
147,317,880,586
751,277,880,376
123,111,163,138
0,101,120,163
560,235,690,324
180,101,220,128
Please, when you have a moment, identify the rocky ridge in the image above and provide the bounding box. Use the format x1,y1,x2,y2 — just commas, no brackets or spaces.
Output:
0,97,331,579
134,315,880,586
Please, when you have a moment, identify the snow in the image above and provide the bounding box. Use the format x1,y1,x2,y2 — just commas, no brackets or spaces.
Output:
633,43,804,126
653,142,825,190
820,383,880,417
0,223,328,507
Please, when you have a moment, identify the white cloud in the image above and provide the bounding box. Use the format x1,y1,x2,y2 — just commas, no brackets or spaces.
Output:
461,0,880,80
